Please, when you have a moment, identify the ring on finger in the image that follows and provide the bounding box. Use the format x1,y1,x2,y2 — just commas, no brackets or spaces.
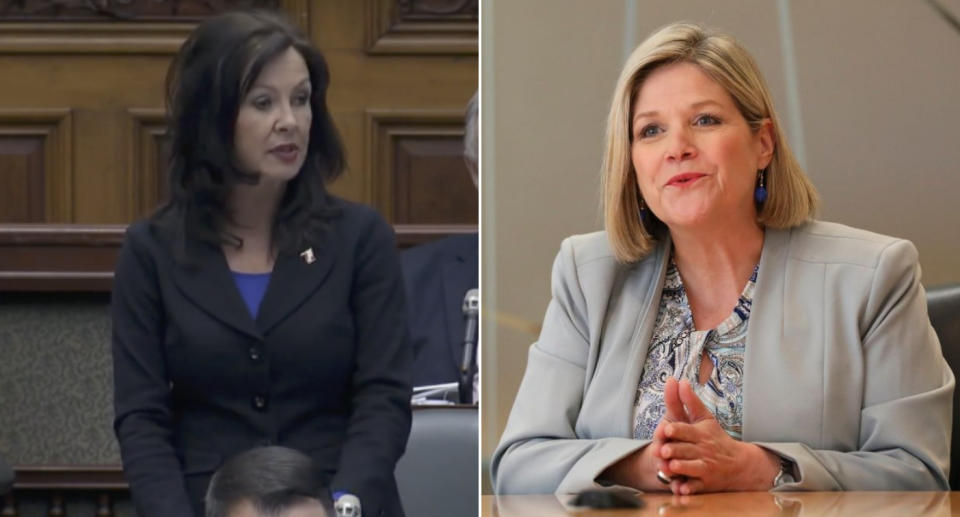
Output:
656,470,672,485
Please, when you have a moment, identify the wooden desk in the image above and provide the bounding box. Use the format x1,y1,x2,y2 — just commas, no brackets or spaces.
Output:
484,492,958,516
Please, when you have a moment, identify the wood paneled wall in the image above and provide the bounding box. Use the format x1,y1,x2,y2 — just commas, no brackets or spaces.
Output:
0,2,477,512
0,0,478,290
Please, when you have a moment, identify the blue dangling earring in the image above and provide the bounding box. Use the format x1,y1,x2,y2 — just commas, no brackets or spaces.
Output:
754,168,768,204
638,197,648,224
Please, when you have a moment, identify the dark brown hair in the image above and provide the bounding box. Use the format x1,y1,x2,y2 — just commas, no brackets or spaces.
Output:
205,446,333,517
154,10,346,259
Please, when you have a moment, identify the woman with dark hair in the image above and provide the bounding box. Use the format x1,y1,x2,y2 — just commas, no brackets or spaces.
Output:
111,11,411,517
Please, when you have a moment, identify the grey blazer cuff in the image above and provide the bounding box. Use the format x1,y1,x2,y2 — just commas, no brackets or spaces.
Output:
557,438,650,494
754,441,948,491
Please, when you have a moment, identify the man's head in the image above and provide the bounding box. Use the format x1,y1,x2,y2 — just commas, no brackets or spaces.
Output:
206,446,333,517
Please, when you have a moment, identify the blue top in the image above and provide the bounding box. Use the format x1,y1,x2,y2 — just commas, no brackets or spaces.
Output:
231,271,271,319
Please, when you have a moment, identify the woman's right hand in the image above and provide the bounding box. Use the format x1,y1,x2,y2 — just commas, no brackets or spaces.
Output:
601,378,690,491
600,430,669,491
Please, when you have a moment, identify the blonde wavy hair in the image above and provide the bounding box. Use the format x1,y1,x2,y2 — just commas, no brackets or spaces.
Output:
602,22,818,262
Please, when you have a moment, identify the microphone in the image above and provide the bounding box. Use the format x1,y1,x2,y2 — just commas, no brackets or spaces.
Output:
458,288,479,404
334,493,361,517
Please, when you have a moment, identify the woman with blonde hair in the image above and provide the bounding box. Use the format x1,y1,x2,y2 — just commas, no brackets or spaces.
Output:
492,22,951,495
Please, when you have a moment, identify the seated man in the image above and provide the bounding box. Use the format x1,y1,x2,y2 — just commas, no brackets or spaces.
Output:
402,92,480,395
205,446,334,517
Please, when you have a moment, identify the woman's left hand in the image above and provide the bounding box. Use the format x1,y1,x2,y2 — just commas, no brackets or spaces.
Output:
654,379,780,495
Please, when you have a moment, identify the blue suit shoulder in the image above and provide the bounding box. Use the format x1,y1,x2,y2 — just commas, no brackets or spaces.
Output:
401,233,477,269
400,233,478,385
328,196,391,235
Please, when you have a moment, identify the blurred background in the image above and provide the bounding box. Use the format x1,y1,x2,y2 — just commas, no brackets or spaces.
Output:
481,0,960,493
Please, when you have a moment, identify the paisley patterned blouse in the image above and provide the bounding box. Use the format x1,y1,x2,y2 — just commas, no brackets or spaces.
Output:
632,258,758,441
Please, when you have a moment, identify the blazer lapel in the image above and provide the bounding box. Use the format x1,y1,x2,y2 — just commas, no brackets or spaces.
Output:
256,241,335,334
578,236,671,440
172,238,261,340
741,226,791,440
614,237,671,435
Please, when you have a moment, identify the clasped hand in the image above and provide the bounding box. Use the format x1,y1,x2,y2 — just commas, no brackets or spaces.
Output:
649,377,778,495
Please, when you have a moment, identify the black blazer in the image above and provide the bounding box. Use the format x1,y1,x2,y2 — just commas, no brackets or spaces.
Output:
112,199,412,517
400,233,478,387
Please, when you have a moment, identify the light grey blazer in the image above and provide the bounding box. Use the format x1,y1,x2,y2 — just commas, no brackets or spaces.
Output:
492,221,953,494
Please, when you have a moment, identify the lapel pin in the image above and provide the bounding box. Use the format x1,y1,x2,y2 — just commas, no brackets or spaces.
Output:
300,247,316,264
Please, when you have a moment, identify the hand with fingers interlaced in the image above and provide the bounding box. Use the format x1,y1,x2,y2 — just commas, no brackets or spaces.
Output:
653,377,781,495
598,399,687,492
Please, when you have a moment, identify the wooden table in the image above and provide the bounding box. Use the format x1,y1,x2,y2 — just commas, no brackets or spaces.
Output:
484,492,959,516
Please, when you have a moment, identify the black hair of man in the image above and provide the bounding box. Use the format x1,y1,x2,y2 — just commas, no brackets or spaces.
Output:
205,446,334,517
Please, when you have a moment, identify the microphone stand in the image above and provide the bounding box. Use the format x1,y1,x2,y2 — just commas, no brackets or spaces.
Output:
458,289,479,404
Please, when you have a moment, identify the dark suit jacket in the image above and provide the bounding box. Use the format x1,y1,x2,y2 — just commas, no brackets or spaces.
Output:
112,199,412,517
400,233,478,387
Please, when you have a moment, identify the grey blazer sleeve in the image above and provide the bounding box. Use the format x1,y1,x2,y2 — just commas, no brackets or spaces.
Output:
759,239,953,491
491,237,646,495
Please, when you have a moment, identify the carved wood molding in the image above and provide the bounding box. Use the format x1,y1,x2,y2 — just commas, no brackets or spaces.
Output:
365,108,466,225
11,465,126,490
0,224,124,291
0,0,278,21
0,109,73,222
0,22,195,54
126,108,167,218
1,466,127,517
365,0,478,55
0,221,466,291
0,0,309,54
395,223,476,248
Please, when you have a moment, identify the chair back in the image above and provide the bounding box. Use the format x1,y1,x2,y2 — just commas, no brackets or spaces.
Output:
927,284,960,489
0,455,12,495
395,406,478,517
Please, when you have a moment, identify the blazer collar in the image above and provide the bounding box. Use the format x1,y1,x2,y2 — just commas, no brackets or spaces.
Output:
171,235,335,339
171,237,261,339
741,225,792,440
256,242,334,334
615,234,672,435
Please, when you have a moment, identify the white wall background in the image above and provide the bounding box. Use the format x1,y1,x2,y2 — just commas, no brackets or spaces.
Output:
481,0,960,492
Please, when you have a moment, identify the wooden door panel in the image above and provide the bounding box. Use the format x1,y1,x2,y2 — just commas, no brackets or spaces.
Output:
395,137,475,224
367,109,474,225
0,109,73,223
366,0,478,54
127,108,169,216
0,136,45,223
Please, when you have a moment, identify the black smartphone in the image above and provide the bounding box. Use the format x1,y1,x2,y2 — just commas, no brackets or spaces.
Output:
570,488,645,509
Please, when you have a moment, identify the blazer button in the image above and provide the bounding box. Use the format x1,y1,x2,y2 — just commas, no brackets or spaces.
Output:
249,347,262,361
252,395,267,410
